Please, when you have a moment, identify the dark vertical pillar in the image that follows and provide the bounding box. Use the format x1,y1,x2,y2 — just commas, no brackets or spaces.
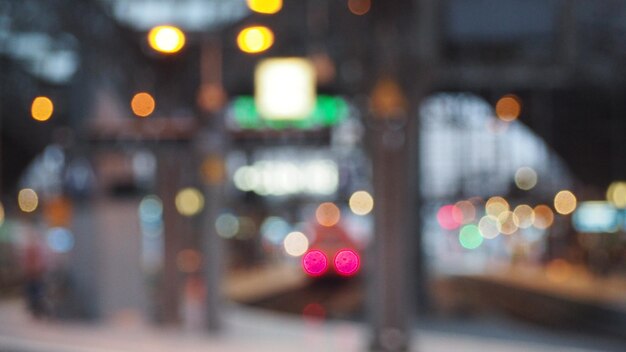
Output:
158,148,183,324
368,115,413,351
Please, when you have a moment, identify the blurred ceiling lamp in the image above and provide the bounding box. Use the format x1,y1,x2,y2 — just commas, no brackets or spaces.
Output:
370,77,407,118
495,94,521,122
348,0,371,15
148,25,186,54
237,26,274,54
606,181,626,208
131,92,156,117
31,96,54,122
255,58,316,120
247,0,282,14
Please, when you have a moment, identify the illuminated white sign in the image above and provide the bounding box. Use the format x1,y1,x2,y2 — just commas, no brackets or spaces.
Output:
233,159,337,196
255,58,316,120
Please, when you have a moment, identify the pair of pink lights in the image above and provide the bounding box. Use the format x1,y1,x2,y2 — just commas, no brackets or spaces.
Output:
302,249,360,277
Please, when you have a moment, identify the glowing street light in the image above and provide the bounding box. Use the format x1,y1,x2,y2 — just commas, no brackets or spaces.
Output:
247,0,282,14
148,25,186,54
237,26,274,54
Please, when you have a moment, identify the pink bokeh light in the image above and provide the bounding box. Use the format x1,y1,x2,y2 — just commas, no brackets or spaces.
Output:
334,249,360,276
436,204,463,230
302,250,329,276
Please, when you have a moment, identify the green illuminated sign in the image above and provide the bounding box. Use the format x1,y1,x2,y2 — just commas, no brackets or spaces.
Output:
232,95,348,130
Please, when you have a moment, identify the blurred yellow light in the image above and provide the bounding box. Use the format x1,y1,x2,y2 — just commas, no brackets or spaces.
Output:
606,181,626,208
255,58,316,120
176,249,201,273
554,190,577,215
513,204,535,229
237,26,274,54
485,196,509,217
454,200,476,224
514,166,537,191
349,190,374,215
316,202,340,227
131,92,155,117
495,94,521,122
533,205,554,229
31,96,53,122
247,0,282,14
478,215,500,239
148,25,185,54
175,188,204,217
18,188,38,213
497,211,519,235
283,231,309,257
0,202,4,226
348,0,371,15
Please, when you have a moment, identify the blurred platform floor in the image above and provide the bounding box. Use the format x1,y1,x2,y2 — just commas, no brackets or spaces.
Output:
0,298,624,352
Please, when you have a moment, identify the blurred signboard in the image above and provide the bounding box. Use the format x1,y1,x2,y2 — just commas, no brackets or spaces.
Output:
572,201,619,233
230,95,348,130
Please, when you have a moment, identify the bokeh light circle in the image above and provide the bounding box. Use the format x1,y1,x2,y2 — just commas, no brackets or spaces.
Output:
215,213,240,239
554,190,577,215
606,181,626,208
495,94,521,122
175,187,204,217
31,96,54,122
237,26,274,54
454,200,476,224
349,190,374,215
497,211,519,235
334,249,360,276
302,250,328,276
348,0,371,15
436,204,462,230
148,25,186,54
316,202,341,227
514,167,537,191
485,196,509,217
513,204,535,229
478,215,500,239
283,231,309,257
131,92,156,117
18,188,39,213
459,224,483,249
247,0,282,14
533,205,554,229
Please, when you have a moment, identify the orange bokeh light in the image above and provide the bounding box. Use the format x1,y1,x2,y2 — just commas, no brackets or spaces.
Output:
348,0,371,15
131,92,155,117
315,202,341,227
31,96,54,122
495,94,521,122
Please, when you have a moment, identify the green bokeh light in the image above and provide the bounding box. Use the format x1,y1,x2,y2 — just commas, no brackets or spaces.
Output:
459,224,483,249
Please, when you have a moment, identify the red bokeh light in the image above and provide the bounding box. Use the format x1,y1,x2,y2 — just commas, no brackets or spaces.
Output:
436,204,463,230
334,249,360,276
302,250,328,276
